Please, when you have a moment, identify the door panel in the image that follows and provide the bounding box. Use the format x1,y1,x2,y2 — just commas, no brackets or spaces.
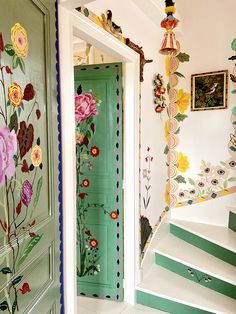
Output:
74,64,123,301
0,1,62,313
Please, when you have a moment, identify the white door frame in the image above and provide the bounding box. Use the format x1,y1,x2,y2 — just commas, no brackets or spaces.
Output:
59,2,140,313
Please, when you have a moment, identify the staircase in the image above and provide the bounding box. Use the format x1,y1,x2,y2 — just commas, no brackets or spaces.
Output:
137,209,236,313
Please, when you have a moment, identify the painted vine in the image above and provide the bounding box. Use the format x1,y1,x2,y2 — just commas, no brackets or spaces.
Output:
0,24,43,313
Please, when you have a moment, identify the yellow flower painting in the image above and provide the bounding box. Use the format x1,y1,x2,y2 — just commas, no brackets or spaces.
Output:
11,23,28,58
177,152,189,173
176,89,190,113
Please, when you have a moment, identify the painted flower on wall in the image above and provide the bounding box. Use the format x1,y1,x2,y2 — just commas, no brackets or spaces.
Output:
75,93,97,123
8,83,23,108
0,127,17,187
176,89,190,113
21,180,33,207
76,132,84,145
110,211,119,220
176,152,189,173
177,160,236,203
30,145,42,167
225,158,236,170
90,146,99,157
90,238,98,248
11,23,29,58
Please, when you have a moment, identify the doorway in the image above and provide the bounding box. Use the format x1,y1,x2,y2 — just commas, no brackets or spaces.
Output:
59,4,140,313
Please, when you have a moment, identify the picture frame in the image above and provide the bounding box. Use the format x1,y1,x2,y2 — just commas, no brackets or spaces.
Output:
191,70,228,111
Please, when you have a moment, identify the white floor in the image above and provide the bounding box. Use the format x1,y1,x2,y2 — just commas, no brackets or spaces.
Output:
77,297,167,314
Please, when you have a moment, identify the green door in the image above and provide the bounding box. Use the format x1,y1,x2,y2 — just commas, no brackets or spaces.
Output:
74,63,123,301
0,1,62,313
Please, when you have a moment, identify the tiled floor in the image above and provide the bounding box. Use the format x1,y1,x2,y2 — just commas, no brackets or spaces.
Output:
77,297,167,314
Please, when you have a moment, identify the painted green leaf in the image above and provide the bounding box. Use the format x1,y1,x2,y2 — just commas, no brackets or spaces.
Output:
175,127,180,134
0,301,8,311
4,44,15,56
229,146,236,152
174,175,186,184
174,71,185,78
232,106,236,116
12,54,18,69
86,130,92,139
164,145,169,155
187,200,193,205
188,178,195,186
17,234,42,267
233,121,236,125
228,177,236,182
197,173,204,177
7,101,11,107
176,52,190,63
11,275,23,286
175,113,188,122
33,176,43,208
17,57,25,74
220,161,226,166
9,111,18,133
223,181,228,189
12,299,17,314
77,84,82,95
231,38,236,51
0,267,12,275
231,89,236,94
211,193,217,199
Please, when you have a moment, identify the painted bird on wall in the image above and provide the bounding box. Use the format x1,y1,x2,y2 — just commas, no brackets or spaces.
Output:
205,82,218,95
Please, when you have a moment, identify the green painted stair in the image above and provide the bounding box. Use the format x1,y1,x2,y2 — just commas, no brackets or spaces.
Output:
137,218,236,313
137,266,236,314
170,220,236,266
227,207,236,233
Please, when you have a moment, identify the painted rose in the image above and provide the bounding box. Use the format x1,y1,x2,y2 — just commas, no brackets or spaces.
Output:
31,145,42,167
11,23,28,58
8,83,23,108
0,127,17,187
75,93,97,123
21,180,33,206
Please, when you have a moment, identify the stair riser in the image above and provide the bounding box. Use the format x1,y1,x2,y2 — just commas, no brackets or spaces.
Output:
137,290,212,314
229,211,236,232
170,224,236,266
155,253,236,300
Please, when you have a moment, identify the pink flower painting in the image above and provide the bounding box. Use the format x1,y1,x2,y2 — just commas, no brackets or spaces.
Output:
75,93,97,124
0,127,17,187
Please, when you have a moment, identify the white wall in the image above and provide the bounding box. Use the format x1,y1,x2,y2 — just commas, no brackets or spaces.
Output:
87,0,167,229
172,0,236,223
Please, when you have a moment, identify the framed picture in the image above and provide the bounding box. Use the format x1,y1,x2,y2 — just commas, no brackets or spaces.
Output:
191,70,228,111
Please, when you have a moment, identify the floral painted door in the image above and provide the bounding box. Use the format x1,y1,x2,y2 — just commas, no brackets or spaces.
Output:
74,64,123,301
0,1,62,313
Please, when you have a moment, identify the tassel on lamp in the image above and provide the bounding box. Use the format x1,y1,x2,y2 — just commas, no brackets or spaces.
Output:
159,0,179,55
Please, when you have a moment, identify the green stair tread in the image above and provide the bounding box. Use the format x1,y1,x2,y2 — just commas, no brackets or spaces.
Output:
229,211,236,232
155,253,236,300
137,290,212,314
170,223,236,266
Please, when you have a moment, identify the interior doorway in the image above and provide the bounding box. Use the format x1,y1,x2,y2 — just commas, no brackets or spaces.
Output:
59,4,140,313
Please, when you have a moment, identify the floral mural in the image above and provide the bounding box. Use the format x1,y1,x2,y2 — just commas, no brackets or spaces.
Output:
75,85,119,277
0,24,43,313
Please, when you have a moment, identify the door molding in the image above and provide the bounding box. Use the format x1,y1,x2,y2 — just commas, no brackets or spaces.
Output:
59,2,140,313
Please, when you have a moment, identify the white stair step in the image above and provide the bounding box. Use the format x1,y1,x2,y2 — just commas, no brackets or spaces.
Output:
137,266,236,314
170,219,236,253
153,233,236,285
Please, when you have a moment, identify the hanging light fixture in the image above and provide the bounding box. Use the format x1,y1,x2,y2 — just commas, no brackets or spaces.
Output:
159,0,179,55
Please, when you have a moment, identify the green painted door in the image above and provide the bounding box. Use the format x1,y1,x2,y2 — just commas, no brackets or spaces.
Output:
0,1,62,313
74,63,123,301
